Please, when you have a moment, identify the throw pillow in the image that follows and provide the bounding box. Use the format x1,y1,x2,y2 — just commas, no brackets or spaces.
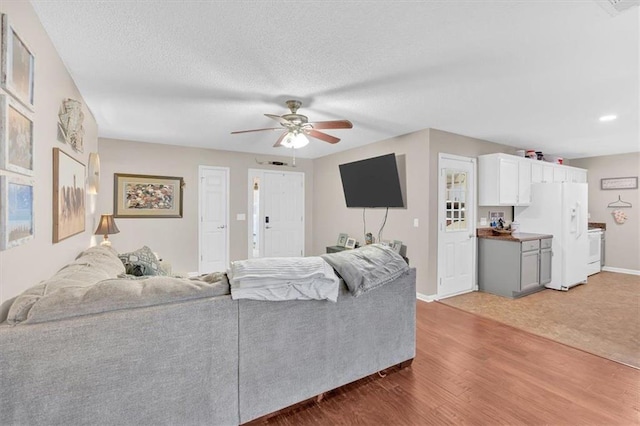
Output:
118,246,165,276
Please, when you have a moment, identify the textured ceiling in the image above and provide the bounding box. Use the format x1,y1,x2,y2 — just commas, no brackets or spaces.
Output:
31,0,639,159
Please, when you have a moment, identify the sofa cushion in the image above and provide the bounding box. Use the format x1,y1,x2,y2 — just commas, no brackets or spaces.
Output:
118,246,166,276
18,274,230,324
5,246,125,324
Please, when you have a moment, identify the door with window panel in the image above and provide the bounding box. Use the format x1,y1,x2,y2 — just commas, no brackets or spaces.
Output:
438,155,476,298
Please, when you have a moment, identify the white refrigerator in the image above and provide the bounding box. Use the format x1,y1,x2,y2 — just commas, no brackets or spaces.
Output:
514,183,588,290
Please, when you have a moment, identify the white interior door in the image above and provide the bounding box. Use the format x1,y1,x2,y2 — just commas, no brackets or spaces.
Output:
248,169,304,258
437,154,476,299
199,166,229,273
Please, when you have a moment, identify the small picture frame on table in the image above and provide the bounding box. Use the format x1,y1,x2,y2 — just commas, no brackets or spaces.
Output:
345,237,356,249
336,233,348,247
390,240,402,254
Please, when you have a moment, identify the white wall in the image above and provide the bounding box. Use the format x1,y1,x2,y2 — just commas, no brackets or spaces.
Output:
570,152,640,272
97,138,314,274
0,1,98,303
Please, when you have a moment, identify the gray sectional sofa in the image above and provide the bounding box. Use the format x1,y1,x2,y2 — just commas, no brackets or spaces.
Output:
0,245,416,425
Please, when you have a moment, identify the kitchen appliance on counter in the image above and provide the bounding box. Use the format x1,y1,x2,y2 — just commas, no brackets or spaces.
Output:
514,182,588,290
587,228,603,275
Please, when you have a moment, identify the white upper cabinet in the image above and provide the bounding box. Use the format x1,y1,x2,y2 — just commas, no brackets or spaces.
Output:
553,167,567,183
478,153,587,206
478,153,531,206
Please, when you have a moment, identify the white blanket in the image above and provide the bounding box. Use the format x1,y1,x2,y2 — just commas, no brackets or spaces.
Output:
228,256,340,302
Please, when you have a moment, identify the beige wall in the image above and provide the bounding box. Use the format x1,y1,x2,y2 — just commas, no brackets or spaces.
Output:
312,130,431,293
312,128,518,297
0,1,98,303
426,129,517,295
97,138,314,273
570,152,640,271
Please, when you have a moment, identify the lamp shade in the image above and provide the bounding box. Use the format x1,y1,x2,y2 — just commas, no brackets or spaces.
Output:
94,214,120,235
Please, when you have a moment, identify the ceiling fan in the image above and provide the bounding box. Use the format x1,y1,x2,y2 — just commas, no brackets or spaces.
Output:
231,100,353,148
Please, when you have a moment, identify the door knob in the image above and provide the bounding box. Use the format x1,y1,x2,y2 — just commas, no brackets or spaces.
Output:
265,225,272,229
217,225,225,229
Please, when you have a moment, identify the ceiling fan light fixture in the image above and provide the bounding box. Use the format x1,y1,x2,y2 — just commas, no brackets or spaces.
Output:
599,114,617,122
281,131,309,149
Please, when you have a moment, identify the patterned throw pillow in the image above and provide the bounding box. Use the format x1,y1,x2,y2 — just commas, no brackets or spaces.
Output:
118,246,166,276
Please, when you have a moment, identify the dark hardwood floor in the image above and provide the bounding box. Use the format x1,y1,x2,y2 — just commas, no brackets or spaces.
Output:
248,301,640,425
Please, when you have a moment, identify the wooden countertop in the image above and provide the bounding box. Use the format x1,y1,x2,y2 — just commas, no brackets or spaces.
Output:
588,222,606,231
477,228,553,242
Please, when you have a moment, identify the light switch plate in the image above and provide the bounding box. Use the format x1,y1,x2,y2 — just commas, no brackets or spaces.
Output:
413,218,419,227
236,213,246,221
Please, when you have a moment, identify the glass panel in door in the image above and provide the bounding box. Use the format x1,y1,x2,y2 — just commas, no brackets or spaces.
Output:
445,169,468,232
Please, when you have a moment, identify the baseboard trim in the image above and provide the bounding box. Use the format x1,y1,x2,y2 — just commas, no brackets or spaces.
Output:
416,292,437,302
602,266,640,276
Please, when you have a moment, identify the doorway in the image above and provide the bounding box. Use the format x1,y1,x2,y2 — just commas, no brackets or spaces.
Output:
437,154,476,299
248,169,305,259
198,166,229,273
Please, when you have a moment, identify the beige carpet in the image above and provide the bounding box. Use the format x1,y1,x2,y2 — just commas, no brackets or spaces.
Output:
439,271,640,368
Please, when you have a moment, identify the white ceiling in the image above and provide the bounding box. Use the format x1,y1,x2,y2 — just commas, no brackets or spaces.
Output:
31,0,639,159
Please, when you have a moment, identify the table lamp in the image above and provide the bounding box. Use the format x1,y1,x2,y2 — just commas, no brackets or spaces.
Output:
94,214,120,246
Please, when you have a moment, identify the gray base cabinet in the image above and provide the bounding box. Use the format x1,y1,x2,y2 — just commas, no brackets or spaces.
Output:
478,237,552,298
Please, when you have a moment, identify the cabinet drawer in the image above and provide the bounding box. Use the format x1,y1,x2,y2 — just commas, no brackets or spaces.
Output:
521,240,540,252
540,238,552,249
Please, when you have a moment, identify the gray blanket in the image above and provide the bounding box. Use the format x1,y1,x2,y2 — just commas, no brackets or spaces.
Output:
321,244,409,296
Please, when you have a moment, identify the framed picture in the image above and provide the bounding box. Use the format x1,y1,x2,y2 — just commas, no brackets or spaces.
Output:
390,240,402,254
0,175,34,250
53,148,85,243
336,233,348,247
601,177,638,190
1,14,35,111
114,173,184,218
345,237,356,249
0,93,33,176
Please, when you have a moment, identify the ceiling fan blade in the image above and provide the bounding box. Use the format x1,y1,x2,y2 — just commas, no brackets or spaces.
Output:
308,120,353,130
231,127,282,134
273,132,287,147
306,129,340,144
264,114,291,126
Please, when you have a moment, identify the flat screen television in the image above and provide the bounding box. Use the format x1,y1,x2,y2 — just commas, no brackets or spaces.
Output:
339,153,404,208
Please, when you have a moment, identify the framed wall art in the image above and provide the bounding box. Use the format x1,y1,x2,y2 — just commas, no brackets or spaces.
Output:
600,177,638,190
57,98,84,153
0,174,34,250
0,93,33,176
114,173,184,218
53,148,85,243
1,14,35,111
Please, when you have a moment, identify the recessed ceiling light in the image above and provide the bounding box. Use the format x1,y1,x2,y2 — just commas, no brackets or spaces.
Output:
599,115,617,122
